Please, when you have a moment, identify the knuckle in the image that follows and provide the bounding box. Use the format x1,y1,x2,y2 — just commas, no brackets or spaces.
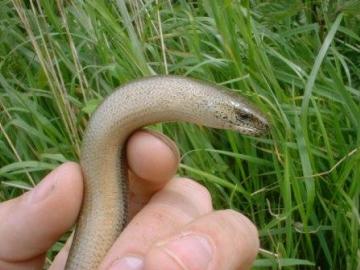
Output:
149,177,212,219
216,209,259,252
219,209,258,233
172,178,213,211
177,178,212,201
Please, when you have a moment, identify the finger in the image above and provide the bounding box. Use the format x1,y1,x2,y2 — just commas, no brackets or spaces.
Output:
0,162,83,263
127,130,180,218
0,254,45,270
99,178,213,269
145,210,259,270
48,233,73,270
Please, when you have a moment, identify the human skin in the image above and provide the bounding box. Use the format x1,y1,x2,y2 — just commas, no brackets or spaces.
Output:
0,130,259,270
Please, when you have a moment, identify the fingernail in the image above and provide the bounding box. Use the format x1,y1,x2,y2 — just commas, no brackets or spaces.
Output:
30,167,60,203
159,234,213,270
108,255,144,270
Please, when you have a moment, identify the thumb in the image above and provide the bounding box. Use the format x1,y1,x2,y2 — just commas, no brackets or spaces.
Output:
0,162,83,269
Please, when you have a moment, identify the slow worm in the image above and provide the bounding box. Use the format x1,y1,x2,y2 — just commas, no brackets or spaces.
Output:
65,76,269,269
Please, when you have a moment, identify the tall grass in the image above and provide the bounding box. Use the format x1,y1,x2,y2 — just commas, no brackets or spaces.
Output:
1,0,359,269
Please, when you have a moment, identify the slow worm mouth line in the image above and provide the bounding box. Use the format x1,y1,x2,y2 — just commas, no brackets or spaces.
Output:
65,75,269,270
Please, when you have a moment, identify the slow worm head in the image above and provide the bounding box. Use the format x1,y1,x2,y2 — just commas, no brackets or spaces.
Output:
65,75,269,269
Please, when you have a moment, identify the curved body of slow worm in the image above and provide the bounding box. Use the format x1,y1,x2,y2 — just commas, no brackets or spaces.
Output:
65,75,269,269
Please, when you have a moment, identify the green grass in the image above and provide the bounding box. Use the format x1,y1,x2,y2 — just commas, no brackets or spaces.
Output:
1,0,359,269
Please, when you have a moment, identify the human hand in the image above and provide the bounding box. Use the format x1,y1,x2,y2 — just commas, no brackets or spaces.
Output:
0,130,259,270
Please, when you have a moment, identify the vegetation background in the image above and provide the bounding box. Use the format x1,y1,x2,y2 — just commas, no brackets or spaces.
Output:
0,0,359,269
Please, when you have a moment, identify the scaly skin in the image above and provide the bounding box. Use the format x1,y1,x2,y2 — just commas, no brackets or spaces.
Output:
65,76,269,269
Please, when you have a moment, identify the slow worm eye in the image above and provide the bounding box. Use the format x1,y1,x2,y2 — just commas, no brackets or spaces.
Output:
234,109,252,122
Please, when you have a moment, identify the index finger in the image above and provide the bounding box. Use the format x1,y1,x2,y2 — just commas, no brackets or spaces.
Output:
126,130,180,218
